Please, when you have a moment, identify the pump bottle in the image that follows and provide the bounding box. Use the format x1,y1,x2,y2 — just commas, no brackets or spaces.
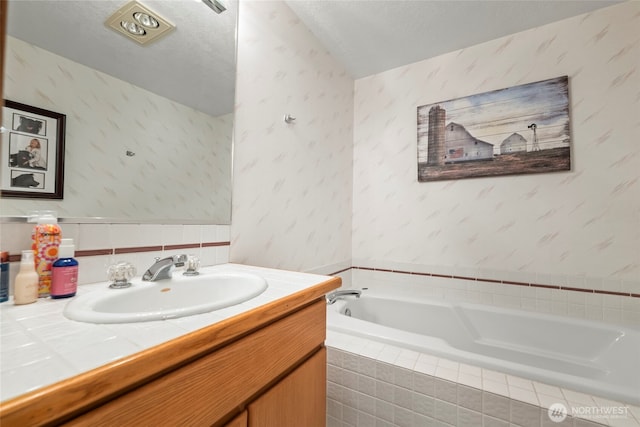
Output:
14,250,39,305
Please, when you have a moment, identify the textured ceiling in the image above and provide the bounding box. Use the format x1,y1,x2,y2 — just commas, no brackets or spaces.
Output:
6,0,238,117
285,0,622,78
6,0,621,116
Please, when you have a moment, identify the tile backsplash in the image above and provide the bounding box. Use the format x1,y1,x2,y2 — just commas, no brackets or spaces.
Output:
0,222,230,291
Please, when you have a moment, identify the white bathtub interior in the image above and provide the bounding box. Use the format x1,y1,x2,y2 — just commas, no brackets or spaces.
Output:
327,293,640,406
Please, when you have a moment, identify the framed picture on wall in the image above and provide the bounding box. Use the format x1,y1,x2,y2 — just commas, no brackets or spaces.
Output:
1,100,66,199
417,76,571,182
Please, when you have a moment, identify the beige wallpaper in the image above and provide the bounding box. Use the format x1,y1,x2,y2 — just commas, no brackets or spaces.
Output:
231,0,354,272
2,36,232,223
352,2,640,288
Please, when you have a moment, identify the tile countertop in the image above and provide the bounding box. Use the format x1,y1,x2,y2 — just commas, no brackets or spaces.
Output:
0,263,336,402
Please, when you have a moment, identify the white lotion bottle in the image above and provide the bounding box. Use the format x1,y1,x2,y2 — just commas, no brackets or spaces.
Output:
14,250,39,305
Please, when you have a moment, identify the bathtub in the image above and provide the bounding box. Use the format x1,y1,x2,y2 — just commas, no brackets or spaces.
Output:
326,293,640,406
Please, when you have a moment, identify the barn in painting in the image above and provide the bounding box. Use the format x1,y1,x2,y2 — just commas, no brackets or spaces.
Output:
500,132,527,153
443,122,493,163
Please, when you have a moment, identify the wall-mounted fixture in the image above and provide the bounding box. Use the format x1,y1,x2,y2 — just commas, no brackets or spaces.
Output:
106,1,175,45
284,114,296,124
202,0,227,14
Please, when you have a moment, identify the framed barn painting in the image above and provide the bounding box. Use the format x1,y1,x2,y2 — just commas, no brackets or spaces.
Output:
1,100,66,199
417,76,571,182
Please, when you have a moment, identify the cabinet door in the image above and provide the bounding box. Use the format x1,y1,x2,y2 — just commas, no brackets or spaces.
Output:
225,410,247,427
248,348,326,427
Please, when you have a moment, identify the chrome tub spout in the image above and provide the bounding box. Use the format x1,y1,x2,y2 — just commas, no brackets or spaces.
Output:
326,289,362,305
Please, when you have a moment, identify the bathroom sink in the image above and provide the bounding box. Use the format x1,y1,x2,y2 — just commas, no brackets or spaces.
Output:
64,272,268,323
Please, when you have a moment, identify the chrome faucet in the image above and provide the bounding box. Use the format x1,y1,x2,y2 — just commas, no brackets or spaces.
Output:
142,254,188,282
326,289,362,305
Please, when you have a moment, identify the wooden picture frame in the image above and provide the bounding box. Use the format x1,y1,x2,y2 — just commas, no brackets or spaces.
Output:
1,100,66,199
417,76,571,182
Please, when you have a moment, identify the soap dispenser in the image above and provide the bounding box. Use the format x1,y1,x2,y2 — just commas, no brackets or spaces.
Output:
51,238,79,298
14,250,39,305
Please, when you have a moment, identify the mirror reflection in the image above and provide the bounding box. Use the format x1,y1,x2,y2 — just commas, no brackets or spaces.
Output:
1,0,237,223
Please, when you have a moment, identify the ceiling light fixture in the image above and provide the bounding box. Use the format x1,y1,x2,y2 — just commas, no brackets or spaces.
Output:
120,20,146,36
133,12,159,29
106,1,175,46
202,0,226,14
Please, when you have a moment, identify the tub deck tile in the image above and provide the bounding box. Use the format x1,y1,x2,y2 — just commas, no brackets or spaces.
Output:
507,375,536,391
484,379,510,396
563,389,598,406
434,366,458,382
533,381,565,399
414,361,437,376
509,385,541,407
483,368,508,384
326,330,639,427
459,363,482,377
457,372,482,389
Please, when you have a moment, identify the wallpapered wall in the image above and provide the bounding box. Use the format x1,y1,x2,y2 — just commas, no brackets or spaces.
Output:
352,2,639,286
3,36,232,222
231,0,354,273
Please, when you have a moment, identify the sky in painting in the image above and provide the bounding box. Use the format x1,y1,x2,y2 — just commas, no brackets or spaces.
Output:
418,76,570,162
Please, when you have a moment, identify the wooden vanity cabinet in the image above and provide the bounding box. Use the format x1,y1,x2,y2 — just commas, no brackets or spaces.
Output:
0,276,340,427
247,347,326,427
223,348,325,427
225,411,248,427
63,299,328,427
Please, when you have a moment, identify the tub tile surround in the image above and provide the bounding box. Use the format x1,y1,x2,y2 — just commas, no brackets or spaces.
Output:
0,263,331,402
334,266,640,328
326,334,640,427
0,222,231,290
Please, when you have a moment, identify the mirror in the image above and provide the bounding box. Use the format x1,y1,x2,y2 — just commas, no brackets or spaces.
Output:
1,0,237,223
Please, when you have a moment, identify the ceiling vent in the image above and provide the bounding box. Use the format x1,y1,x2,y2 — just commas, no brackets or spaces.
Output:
106,1,175,46
202,0,227,14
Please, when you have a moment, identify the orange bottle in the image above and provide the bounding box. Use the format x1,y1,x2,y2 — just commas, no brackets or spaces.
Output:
31,211,62,297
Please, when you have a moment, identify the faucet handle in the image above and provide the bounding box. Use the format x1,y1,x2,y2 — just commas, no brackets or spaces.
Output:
183,255,200,276
107,261,136,289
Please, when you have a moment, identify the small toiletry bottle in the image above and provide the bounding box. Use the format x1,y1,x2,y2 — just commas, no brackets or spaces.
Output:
0,251,9,303
51,239,79,299
14,250,39,305
32,211,62,297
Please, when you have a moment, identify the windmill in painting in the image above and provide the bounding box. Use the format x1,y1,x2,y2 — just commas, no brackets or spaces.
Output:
417,76,571,182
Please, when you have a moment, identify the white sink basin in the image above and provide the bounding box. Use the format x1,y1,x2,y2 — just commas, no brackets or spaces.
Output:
64,272,268,323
